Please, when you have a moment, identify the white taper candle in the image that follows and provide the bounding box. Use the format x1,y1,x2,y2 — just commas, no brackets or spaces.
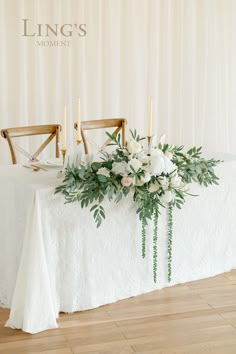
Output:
148,98,153,137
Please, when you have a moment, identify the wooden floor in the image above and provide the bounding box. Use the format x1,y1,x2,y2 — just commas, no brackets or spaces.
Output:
1,271,236,354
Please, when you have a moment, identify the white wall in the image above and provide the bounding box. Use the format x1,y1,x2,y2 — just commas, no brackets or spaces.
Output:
0,0,236,164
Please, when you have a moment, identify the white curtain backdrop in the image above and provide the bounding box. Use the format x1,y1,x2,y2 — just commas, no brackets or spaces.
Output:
0,0,236,164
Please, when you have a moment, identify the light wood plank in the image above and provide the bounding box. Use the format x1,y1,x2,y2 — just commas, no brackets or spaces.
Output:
1,271,236,353
129,325,236,352
136,337,236,353
0,334,70,354
117,313,228,339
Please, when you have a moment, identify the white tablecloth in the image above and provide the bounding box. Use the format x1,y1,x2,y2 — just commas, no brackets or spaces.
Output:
0,155,236,333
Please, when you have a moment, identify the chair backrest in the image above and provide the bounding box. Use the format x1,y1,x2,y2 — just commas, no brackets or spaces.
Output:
1,124,61,164
74,118,127,154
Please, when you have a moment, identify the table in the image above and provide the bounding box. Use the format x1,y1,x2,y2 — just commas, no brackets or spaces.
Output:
1,155,236,334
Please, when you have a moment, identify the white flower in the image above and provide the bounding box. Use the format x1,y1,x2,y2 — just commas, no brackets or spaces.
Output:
134,179,144,186
158,176,169,190
135,172,151,186
152,148,164,156
140,156,151,172
151,135,158,147
160,191,173,204
112,161,128,176
151,152,165,176
141,156,150,164
128,158,142,172
170,174,182,188
151,149,176,176
136,150,146,159
148,181,159,193
141,172,151,184
163,156,176,174
127,139,142,154
97,167,110,178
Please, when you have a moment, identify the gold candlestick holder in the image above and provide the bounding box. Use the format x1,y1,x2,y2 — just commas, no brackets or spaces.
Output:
147,136,152,156
57,148,66,178
74,122,82,146
61,148,66,165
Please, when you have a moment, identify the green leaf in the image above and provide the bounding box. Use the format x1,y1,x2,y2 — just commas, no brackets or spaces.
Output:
97,175,107,183
90,204,98,212
91,162,102,172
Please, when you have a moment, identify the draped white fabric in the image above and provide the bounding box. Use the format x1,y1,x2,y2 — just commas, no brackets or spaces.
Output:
0,0,236,164
1,155,236,332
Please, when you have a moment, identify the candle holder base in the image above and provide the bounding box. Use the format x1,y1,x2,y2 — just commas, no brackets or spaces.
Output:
57,148,66,178
61,149,66,165
147,136,152,156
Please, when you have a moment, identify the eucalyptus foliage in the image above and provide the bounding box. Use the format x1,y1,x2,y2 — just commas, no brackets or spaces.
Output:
56,132,220,282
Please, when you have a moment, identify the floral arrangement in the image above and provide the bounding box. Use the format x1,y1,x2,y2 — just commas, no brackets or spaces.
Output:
56,131,220,283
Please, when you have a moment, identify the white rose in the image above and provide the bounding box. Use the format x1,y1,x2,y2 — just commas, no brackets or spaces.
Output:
97,167,110,178
127,139,142,154
158,176,169,190
148,181,159,193
140,156,151,172
160,191,173,204
170,174,182,188
136,172,151,186
128,158,142,172
141,172,151,184
111,161,128,176
141,156,150,164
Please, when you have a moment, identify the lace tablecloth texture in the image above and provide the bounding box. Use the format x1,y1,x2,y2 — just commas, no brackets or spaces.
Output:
0,156,236,333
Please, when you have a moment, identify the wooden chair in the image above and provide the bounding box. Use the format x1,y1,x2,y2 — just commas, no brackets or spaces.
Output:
1,124,61,164
74,118,127,154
